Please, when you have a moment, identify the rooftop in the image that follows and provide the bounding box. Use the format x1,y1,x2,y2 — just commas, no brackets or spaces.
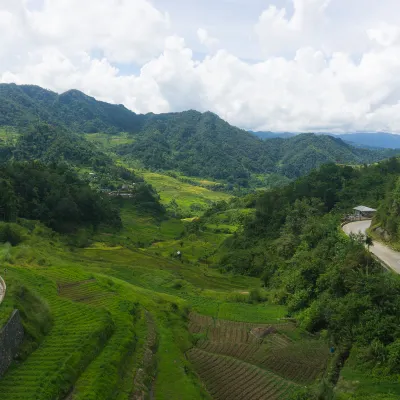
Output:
353,206,377,212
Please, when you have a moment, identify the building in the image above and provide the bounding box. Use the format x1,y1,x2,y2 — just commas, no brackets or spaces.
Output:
353,205,377,219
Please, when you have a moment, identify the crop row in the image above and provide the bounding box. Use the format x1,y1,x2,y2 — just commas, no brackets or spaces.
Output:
59,280,115,305
188,348,297,400
197,340,261,361
0,299,113,400
132,311,158,399
254,343,329,384
189,312,295,337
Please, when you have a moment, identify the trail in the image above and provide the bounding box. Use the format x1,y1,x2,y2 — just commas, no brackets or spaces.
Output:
342,220,400,274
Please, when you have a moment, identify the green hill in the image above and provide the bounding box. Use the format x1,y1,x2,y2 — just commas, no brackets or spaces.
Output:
1,84,398,184
0,83,144,133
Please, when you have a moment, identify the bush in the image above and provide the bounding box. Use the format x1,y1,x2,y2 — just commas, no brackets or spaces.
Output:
248,288,267,304
387,339,400,373
0,222,26,246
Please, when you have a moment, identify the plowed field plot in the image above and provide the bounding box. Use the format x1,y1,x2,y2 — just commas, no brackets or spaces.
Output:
188,312,329,396
253,342,329,384
188,348,297,400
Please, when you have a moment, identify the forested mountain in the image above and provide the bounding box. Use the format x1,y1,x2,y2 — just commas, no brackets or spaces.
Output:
0,83,144,133
250,131,296,139
1,83,399,183
117,112,400,181
254,130,400,150
333,132,400,149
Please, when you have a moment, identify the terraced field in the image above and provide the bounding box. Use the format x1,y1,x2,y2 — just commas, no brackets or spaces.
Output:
188,313,329,397
188,348,297,400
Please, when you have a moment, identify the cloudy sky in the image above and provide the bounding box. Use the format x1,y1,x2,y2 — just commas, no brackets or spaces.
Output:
2,0,400,132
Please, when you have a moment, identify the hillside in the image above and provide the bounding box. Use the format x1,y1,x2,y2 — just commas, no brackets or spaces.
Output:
0,83,144,133
117,112,399,181
1,84,399,185
253,130,400,150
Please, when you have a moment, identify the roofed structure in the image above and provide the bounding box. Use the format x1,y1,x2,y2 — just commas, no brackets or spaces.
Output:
353,206,377,212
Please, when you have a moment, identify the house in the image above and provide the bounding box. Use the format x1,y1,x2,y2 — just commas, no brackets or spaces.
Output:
353,205,377,219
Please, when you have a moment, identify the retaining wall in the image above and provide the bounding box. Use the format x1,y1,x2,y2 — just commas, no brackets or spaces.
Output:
0,276,5,304
0,310,24,377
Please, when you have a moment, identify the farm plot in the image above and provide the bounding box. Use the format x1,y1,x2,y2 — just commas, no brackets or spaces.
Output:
58,279,116,305
132,311,158,399
251,342,330,384
188,312,329,391
0,296,113,400
187,348,297,400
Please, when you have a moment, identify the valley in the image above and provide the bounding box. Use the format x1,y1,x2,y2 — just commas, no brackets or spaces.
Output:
1,85,400,400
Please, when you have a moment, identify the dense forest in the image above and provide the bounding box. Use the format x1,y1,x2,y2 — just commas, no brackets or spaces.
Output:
1,83,399,185
0,162,121,233
117,113,400,181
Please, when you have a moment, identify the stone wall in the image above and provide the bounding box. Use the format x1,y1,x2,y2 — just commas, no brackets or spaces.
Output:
0,276,6,304
0,310,24,377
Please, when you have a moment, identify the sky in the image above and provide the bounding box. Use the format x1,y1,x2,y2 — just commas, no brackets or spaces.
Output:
2,0,400,132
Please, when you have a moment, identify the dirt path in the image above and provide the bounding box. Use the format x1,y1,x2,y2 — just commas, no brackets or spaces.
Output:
342,220,400,274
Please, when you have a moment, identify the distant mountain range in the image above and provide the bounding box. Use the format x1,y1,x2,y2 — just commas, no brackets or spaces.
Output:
1,83,399,184
252,131,400,149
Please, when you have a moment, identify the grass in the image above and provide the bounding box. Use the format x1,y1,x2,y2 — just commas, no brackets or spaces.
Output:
84,132,135,150
0,191,322,400
0,213,273,399
142,172,231,216
337,367,400,399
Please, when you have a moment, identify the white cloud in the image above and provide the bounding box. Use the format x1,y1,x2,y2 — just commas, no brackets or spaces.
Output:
368,23,400,47
197,28,219,50
2,0,400,133
255,0,331,57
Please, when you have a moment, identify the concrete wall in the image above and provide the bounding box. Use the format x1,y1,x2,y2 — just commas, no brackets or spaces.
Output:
0,276,6,304
0,310,24,377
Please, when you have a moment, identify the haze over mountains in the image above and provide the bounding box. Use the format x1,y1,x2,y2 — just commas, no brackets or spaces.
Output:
253,131,400,150
1,83,399,185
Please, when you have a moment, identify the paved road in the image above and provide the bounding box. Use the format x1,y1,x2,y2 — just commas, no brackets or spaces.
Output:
342,220,400,274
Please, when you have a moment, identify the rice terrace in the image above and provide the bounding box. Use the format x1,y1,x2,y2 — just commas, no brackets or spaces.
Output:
0,168,333,400
2,80,400,400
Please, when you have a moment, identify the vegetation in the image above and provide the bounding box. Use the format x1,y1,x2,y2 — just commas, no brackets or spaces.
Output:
0,162,121,232
216,160,400,399
1,83,399,189
2,83,400,399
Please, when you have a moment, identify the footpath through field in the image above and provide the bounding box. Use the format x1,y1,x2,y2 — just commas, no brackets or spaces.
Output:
342,220,400,274
0,276,5,304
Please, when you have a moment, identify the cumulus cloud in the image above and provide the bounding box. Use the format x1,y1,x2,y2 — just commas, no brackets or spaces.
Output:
197,28,219,50
2,0,400,133
255,0,331,57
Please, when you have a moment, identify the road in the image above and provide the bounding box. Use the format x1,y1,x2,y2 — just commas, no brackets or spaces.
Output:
342,220,400,274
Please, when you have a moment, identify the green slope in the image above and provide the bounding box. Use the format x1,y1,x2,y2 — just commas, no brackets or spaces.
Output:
1,83,399,185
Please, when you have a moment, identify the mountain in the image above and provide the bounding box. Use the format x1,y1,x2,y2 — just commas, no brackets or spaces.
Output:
332,132,400,149
250,131,296,140
117,113,400,181
253,130,400,150
0,83,144,133
1,83,399,183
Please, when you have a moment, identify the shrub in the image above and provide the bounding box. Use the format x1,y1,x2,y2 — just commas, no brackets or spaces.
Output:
0,222,26,246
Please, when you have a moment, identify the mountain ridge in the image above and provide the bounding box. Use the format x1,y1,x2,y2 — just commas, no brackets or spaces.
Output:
1,83,399,184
